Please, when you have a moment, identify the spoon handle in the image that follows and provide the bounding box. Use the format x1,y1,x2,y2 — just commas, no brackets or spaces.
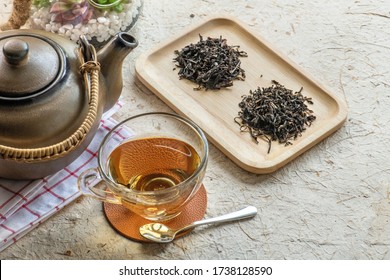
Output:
178,206,257,234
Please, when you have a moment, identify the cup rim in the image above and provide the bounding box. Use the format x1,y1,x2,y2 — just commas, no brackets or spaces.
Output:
97,112,209,195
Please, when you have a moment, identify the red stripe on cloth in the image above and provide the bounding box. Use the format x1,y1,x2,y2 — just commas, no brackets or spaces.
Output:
115,102,123,110
115,127,127,140
43,186,66,202
100,121,126,140
101,123,113,133
24,151,97,206
85,148,98,156
64,148,98,177
22,205,41,218
0,180,38,208
64,167,79,179
1,224,15,234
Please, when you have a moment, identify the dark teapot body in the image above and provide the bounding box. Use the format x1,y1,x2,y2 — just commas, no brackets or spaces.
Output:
0,30,137,179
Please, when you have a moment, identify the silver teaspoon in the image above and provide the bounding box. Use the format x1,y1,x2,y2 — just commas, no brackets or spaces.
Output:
139,206,257,243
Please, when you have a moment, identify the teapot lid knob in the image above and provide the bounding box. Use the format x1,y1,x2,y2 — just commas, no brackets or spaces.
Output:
3,39,29,66
0,34,66,100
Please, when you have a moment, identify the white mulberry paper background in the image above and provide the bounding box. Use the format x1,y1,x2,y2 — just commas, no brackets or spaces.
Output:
0,0,389,259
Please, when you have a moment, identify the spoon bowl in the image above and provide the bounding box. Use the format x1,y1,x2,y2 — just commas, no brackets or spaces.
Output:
139,206,257,243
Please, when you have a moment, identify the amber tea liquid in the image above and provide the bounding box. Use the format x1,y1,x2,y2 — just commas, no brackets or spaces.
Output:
108,137,201,192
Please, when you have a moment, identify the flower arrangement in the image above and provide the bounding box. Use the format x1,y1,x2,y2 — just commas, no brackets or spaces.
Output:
29,0,142,43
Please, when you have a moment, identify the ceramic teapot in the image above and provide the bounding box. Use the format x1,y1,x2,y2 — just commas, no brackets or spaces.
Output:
0,29,138,179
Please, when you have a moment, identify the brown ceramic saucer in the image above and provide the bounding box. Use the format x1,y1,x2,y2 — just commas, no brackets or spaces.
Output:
103,184,207,243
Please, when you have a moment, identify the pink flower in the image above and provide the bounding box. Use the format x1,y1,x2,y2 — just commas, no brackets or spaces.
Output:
50,0,94,25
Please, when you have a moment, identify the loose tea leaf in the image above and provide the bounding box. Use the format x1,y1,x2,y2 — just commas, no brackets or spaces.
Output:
235,80,316,153
173,35,247,90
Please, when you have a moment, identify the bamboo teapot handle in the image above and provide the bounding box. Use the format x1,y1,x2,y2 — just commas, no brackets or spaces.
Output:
0,40,101,162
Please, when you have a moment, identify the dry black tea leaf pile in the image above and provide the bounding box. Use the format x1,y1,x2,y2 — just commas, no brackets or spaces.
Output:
173,35,247,90
235,80,316,153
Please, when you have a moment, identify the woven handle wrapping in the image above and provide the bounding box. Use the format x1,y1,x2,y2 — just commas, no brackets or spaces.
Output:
0,44,100,162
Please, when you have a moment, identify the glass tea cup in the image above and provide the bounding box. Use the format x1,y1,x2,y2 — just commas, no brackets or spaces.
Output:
78,112,209,221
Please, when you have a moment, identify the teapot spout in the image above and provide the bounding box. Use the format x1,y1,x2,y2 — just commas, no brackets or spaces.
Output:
97,32,138,112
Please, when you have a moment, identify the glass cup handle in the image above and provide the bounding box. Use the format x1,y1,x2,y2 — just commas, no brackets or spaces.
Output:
78,168,121,204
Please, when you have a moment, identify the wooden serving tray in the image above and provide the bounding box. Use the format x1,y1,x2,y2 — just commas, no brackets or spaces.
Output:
135,15,348,174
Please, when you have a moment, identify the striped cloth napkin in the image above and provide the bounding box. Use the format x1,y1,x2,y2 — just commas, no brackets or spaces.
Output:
0,102,122,252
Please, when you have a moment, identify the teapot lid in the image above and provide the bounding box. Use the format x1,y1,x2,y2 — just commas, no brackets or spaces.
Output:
0,34,66,100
